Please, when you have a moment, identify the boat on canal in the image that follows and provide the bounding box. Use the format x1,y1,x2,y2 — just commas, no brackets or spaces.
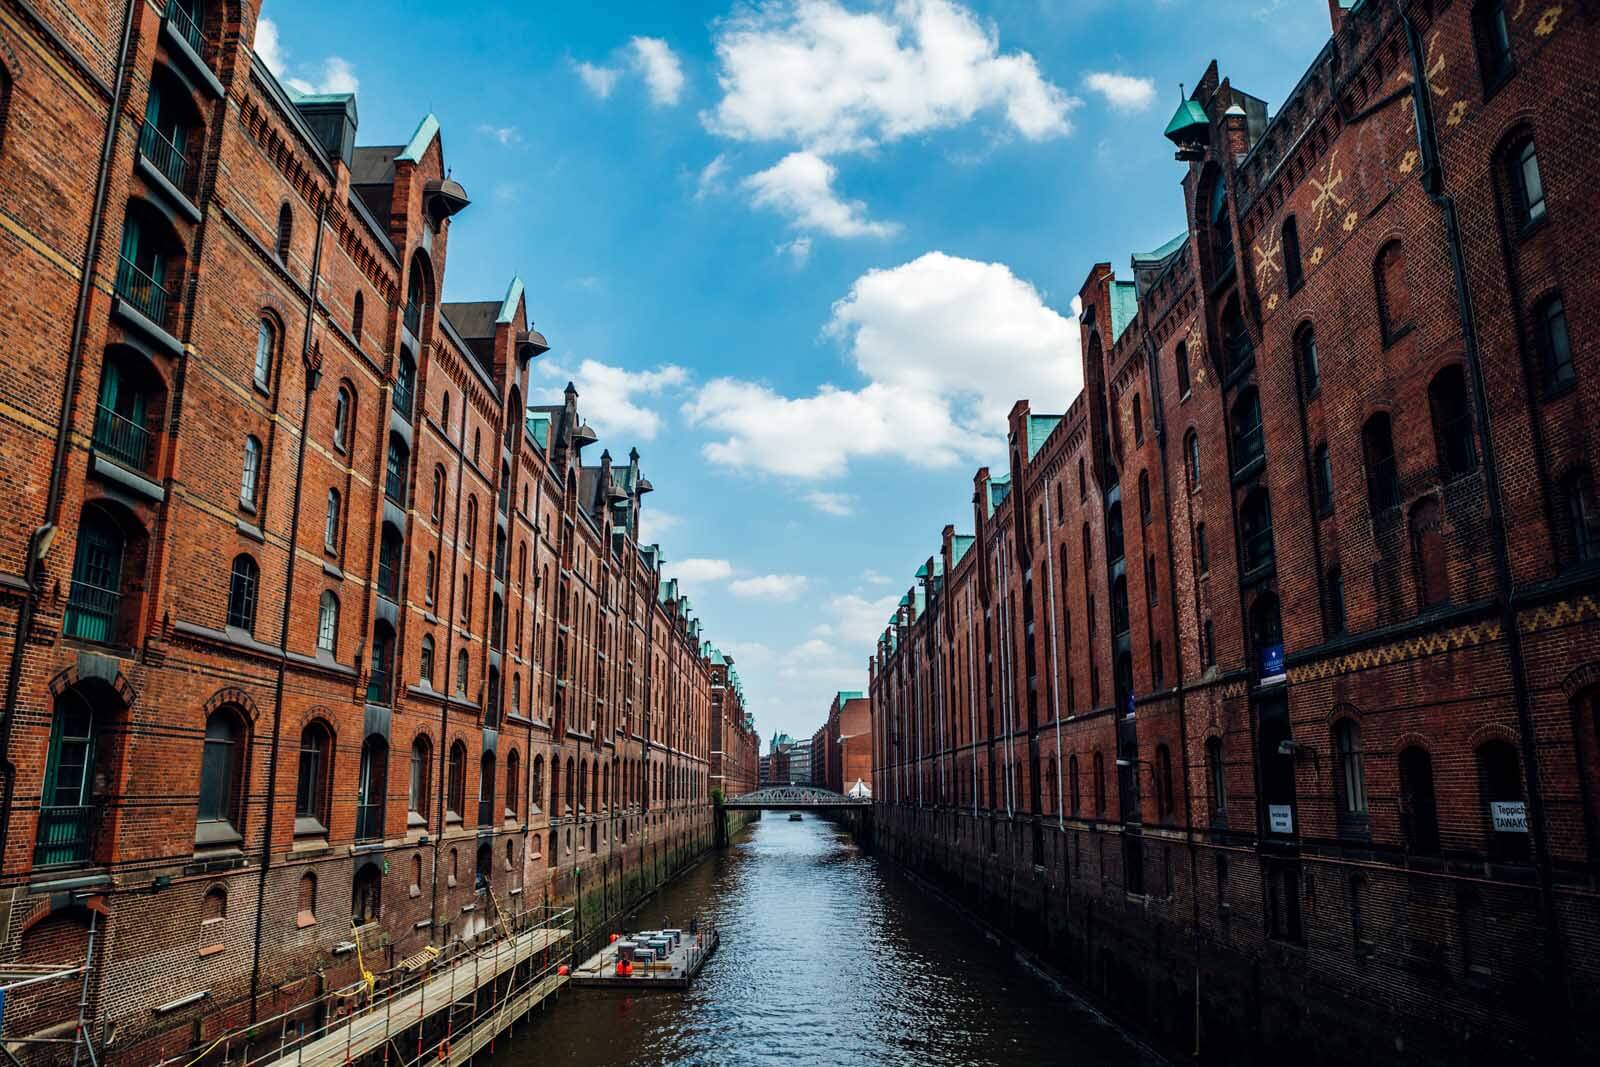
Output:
572,922,719,991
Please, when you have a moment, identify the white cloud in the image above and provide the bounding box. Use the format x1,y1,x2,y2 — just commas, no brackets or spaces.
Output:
695,154,729,199
777,236,813,264
575,60,622,99
705,0,1078,154
534,359,689,441
729,574,810,600
258,18,359,96
827,592,902,645
629,36,687,106
803,490,854,516
1084,72,1157,113
861,569,893,586
673,558,735,583
683,251,1080,479
478,123,523,146
637,508,682,544
744,151,898,239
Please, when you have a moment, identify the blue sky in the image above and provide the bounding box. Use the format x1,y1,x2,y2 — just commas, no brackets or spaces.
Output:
258,0,1333,747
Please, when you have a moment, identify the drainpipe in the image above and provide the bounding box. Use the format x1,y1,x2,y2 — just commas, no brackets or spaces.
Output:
1392,0,1568,1023
430,331,469,931
248,200,328,1022
0,0,140,877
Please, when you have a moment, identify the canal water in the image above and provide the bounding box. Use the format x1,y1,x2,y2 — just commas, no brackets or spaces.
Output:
488,814,1161,1066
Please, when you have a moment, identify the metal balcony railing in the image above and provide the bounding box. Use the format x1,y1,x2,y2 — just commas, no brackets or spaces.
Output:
115,255,171,328
403,300,422,337
366,666,392,705
384,463,407,507
35,804,94,866
139,120,190,193
94,404,153,471
354,802,384,841
64,579,120,643
166,0,204,55
392,374,414,421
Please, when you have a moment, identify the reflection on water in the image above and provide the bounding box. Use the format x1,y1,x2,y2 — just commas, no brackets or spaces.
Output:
489,815,1160,1066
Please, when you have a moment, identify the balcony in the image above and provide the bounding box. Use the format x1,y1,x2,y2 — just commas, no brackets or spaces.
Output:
35,804,95,866
384,463,407,507
115,255,171,330
392,374,414,423
354,802,384,842
138,120,192,197
403,300,422,338
64,579,120,643
93,405,153,472
365,666,392,705
166,0,204,55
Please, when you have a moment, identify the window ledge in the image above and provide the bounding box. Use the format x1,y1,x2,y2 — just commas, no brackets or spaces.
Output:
136,152,202,224
111,294,184,358
194,821,243,849
236,519,265,543
293,816,328,838
90,453,165,503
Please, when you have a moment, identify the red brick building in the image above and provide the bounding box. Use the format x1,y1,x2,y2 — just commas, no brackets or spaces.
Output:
871,2,1599,1062
0,2,725,1061
813,691,871,795
708,646,758,799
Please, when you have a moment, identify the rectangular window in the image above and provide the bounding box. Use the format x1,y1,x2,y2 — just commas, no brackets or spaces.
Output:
1538,296,1575,393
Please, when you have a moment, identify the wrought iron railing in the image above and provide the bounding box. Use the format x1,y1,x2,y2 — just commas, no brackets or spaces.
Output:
166,0,205,54
138,119,189,192
94,404,153,470
354,802,384,841
115,255,171,327
384,462,407,506
64,579,120,642
35,804,94,865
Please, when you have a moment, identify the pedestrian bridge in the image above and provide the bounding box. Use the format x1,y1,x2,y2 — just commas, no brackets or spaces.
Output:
723,786,870,810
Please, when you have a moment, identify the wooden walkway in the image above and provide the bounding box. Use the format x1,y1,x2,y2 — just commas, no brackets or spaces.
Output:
255,927,569,1067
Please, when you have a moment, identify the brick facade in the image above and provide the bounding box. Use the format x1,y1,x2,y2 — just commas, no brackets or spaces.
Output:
870,2,1599,1062
708,649,758,799
0,1,726,1061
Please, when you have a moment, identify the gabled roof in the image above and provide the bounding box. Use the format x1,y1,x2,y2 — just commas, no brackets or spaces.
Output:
1132,232,1187,266
498,276,525,325
1110,281,1139,342
952,534,976,565
440,301,500,340
985,474,1011,517
396,113,441,163
1027,414,1062,460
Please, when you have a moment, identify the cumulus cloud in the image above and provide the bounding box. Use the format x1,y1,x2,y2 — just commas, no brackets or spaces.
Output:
575,60,622,99
637,508,682,545
673,558,735,583
827,592,904,645
257,17,359,96
705,0,1077,154
629,36,687,106
743,152,899,238
533,359,689,441
683,251,1080,479
1083,72,1157,113
803,490,854,516
729,574,810,600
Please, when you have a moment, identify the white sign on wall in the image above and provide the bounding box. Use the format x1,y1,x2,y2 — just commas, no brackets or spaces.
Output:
1490,800,1528,833
1268,805,1294,834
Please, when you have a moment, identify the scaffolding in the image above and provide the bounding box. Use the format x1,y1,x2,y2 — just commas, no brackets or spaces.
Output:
157,903,575,1067
0,906,102,1067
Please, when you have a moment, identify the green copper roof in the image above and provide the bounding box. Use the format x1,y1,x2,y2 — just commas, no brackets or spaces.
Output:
836,691,864,702
1132,232,1188,265
985,474,1011,517
525,412,550,449
497,276,524,325
1027,414,1062,460
397,113,441,162
1110,281,1139,342
952,534,976,565
1164,99,1209,142
915,562,930,579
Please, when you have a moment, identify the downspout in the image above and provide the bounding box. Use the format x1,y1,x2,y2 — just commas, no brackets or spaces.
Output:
431,320,467,931
0,0,139,875
248,199,328,1021
1393,0,1568,1017
1044,494,1065,829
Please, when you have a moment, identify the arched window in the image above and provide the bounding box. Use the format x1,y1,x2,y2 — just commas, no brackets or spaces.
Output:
1207,171,1233,274
333,385,352,452
1399,746,1440,855
1175,343,1191,398
1362,413,1400,512
1131,394,1144,446
479,752,497,826
1323,565,1346,635
352,863,382,925
1473,0,1513,89
1559,467,1598,564
1138,470,1152,523
511,673,521,715
473,429,482,464
1410,497,1449,608
367,621,395,704
1145,554,1158,607
419,634,435,686
1195,522,1209,575
1505,135,1546,228
37,689,101,864
1282,215,1304,293
323,488,341,552
1155,745,1174,821
1077,456,1086,500
377,524,403,600
254,317,275,391
440,392,452,434
455,648,469,695
296,722,332,827
465,497,478,553
1068,754,1080,814
531,754,545,814
1533,293,1575,394
1429,365,1477,479
198,708,244,836
505,749,521,821
1106,503,1124,563
424,552,436,606
275,203,293,262
1375,241,1411,345
1186,430,1201,491
203,884,227,920
405,261,428,335
432,465,446,520
1297,324,1319,396
351,292,364,341
409,735,432,818
1240,488,1274,573
1312,442,1335,515
117,204,181,328
239,435,262,509
1333,719,1367,828
1205,737,1226,822
297,872,317,924
394,351,416,420
1231,388,1263,471
447,741,467,818
65,503,136,644
385,434,410,506
1476,739,1527,860
227,554,259,632
316,591,338,654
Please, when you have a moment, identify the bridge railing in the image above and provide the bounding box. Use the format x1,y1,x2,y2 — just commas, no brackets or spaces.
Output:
722,787,871,808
